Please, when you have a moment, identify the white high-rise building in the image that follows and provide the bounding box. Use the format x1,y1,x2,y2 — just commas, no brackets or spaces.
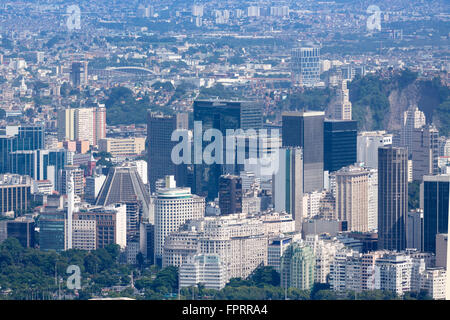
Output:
162,214,268,282
71,219,96,251
179,254,227,290
291,46,321,87
270,6,289,17
247,6,260,17
57,105,106,146
303,191,326,219
421,268,447,300
131,160,148,185
357,131,392,169
374,253,415,296
334,165,369,232
154,177,205,265
401,106,426,156
305,235,345,284
75,108,94,146
331,80,352,120
367,168,378,232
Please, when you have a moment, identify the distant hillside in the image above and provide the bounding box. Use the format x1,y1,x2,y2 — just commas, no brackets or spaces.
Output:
348,70,450,136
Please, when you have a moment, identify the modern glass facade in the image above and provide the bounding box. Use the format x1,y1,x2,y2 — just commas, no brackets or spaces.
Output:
8,149,67,181
378,147,408,251
324,120,357,173
39,211,66,252
193,100,262,200
282,111,324,193
423,175,450,253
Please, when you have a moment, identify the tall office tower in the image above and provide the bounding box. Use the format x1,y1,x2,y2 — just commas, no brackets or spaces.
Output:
422,174,450,253
0,174,31,215
378,147,408,251
73,203,127,249
74,108,94,146
324,120,357,173
193,100,262,200
400,106,426,156
273,148,303,231
412,125,440,181
218,174,242,215
357,131,393,169
154,177,205,266
282,111,324,192
93,104,106,146
58,165,84,196
58,106,105,146
407,209,424,251
280,242,315,290
291,45,321,87
334,165,369,232
147,112,188,193
95,164,151,223
38,195,66,252
70,62,82,88
367,169,378,231
57,108,76,141
331,80,352,120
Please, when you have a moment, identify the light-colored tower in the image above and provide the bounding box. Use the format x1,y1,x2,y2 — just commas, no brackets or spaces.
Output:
332,80,352,120
57,108,76,141
401,106,426,156
154,176,205,266
412,125,439,181
357,131,392,169
66,172,74,250
335,165,369,232
94,104,106,146
291,45,321,87
75,108,94,145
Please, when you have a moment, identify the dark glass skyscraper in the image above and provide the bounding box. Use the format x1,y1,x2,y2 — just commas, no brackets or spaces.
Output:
324,119,357,173
422,174,450,253
378,147,408,251
193,100,262,200
147,112,188,193
282,111,324,193
218,174,242,215
70,62,82,88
